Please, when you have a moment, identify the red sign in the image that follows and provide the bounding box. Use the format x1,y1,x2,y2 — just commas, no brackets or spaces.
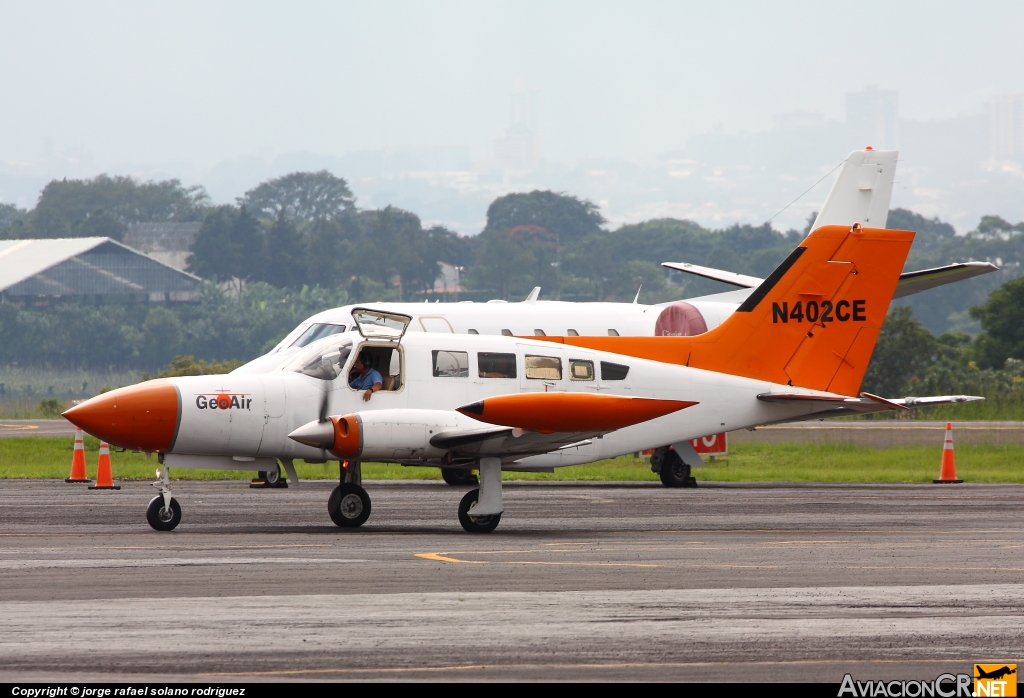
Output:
690,432,727,456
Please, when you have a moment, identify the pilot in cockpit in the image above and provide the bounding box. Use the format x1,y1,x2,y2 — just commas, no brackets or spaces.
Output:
349,350,383,401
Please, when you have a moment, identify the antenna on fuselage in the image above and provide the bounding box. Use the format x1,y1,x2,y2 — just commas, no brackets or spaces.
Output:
633,285,642,304
524,287,541,302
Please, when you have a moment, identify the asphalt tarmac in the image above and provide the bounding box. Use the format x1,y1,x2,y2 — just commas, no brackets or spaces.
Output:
1,479,1022,682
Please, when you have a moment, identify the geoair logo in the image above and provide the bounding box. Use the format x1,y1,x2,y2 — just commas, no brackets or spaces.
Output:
195,391,253,410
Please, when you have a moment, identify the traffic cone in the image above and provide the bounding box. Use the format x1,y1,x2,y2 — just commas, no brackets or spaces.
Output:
933,422,963,484
89,442,121,490
65,428,91,483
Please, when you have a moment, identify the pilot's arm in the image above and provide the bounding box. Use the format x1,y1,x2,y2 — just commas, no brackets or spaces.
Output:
363,381,382,402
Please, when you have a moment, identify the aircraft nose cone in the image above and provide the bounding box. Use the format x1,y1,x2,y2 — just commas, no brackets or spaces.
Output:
288,420,336,449
63,380,180,452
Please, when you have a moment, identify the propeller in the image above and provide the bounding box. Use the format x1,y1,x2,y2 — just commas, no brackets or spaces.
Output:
317,379,330,461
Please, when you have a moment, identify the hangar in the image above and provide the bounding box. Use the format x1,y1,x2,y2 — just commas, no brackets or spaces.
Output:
0,237,201,304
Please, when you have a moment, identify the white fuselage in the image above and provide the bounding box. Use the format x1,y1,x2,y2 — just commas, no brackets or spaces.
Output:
169,331,829,471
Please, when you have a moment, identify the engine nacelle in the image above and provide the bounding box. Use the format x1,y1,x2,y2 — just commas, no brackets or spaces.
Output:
327,409,459,460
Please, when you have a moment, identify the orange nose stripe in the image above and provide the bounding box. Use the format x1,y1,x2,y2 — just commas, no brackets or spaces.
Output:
63,380,180,452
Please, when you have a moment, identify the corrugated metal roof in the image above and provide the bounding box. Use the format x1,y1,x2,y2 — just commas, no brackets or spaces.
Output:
0,237,201,296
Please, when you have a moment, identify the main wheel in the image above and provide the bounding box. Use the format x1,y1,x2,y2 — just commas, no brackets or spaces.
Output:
146,496,181,531
328,483,371,528
458,489,501,533
264,465,281,486
441,468,478,486
658,449,692,488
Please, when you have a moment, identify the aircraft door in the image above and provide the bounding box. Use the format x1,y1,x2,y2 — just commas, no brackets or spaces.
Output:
256,375,288,456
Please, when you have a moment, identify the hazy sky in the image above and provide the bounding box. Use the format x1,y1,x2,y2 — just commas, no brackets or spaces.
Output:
3,0,1023,172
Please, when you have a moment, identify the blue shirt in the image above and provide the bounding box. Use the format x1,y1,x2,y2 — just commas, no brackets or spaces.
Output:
350,368,383,390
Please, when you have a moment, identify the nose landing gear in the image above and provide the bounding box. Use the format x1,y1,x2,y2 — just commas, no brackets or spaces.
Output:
147,465,181,531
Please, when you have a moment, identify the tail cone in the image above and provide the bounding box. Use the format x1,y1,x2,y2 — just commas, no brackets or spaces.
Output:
933,422,963,484
89,442,121,490
65,428,91,483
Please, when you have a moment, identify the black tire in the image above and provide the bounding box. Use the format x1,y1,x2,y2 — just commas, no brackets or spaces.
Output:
328,483,371,528
146,496,181,531
264,466,281,486
458,489,501,533
441,468,478,486
658,449,692,488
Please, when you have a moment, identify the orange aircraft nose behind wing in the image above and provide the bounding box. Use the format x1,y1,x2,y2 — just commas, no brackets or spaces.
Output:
457,393,696,432
63,380,180,452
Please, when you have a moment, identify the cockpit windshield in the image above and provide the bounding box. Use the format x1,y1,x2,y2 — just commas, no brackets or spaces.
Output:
290,323,347,348
281,335,353,380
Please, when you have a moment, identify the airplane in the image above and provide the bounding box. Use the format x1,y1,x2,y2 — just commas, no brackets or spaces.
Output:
975,666,1017,681
63,222,981,533
229,148,994,486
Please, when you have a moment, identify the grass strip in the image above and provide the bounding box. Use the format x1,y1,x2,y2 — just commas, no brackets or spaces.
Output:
2,436,1023,483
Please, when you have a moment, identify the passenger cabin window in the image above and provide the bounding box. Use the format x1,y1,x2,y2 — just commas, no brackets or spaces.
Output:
600,361,629,381
607,329,620,336
534,329,546,336
567,329,579,336
433,350,469,377
501,329,512,336
569,359,595,381
478,352,516,379
468,329,479,335
525,355,562,380
290,323,347,348
284,336,353,380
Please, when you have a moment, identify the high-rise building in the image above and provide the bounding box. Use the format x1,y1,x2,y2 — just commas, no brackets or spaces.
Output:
990,93,1024,161
846,86,898,150
494,83,542,169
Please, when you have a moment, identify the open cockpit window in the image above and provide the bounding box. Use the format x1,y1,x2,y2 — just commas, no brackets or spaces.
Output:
290,323,347,348
282,335,354,380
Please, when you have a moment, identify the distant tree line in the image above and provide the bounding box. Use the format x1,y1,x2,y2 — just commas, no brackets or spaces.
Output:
2,170,1024,385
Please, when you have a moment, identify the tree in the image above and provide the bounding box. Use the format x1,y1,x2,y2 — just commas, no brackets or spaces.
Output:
970,275,1024,368
239,170,356,222
260,212,308,288
861,307,938,397
74,209,128,241
20,175,208,239
485,191,605,244
186,206,265,282
305,217,353,287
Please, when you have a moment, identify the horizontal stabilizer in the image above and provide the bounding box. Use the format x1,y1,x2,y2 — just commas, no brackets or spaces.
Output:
757,391,983,419
660,262,761,288
892,262,999,299
661,260,998,298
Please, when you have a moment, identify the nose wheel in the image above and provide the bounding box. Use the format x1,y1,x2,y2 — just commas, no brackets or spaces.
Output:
328,483,371,528
146,495,181,531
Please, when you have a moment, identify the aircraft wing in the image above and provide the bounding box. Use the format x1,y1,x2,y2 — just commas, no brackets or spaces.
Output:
430,427,602,459
662,261,998,298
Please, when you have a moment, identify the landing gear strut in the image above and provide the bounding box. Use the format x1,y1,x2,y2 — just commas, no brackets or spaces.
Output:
147,464,181,531
458,457,502,533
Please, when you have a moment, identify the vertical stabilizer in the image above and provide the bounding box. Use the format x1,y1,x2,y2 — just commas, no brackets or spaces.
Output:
812,149,897,231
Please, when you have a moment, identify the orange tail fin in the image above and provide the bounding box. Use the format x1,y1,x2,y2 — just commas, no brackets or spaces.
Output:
536,224,914,396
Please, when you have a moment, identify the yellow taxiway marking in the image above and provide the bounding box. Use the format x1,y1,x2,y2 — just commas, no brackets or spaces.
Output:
415,552,658,567
0,423,38,430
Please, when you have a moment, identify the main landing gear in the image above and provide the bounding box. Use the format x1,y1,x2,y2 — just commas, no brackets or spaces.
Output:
650,446,698,488
441,467,478,486
328,460,371,528
458,457,503,533
147,464,181,531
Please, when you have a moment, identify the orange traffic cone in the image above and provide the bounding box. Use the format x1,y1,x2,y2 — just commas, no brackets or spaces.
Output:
933,422,963,484
65,428,91,483
89,442,121,490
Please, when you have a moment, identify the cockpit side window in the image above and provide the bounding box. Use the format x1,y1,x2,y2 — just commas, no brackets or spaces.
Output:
290,323,347,348
282,336,354,380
